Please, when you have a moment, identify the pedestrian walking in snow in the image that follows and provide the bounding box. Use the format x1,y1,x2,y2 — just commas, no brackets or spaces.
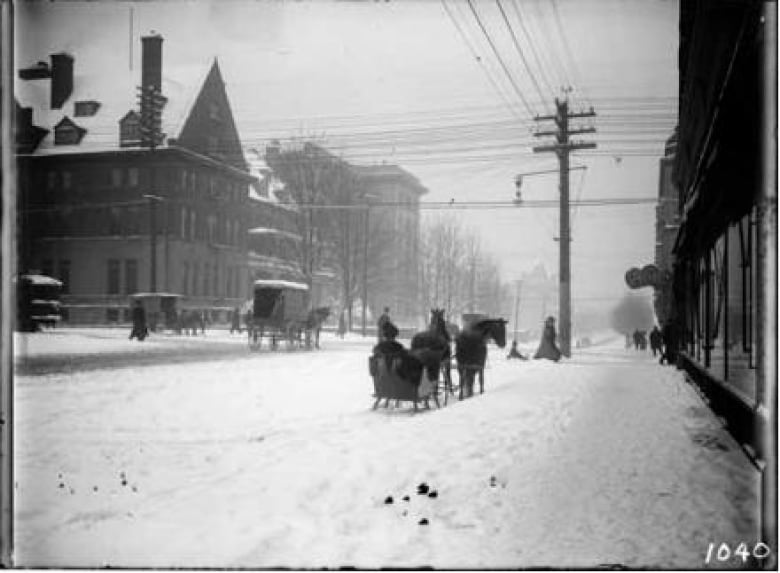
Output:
230,307,241,334
507,340,527,360
649,326,663,357
129,301,148,341
660,320,680,366
377,307,391,342
337,311,347,339
534,316,561,362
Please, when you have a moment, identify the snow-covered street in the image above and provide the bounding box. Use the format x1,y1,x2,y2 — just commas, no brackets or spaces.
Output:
13,329,759,569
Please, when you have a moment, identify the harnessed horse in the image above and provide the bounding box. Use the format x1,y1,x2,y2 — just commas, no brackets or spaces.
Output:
304,306,331,349
411,308,454,402
455,318,507,399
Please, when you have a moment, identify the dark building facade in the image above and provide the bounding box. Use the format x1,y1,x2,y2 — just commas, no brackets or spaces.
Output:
673,0,775,552
16,35,255,323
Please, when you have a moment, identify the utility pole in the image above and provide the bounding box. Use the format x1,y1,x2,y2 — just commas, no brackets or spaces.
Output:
533,97,596,357
513,279,522,342
361,202,370,337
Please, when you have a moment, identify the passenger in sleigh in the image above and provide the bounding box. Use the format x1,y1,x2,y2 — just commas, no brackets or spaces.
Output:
372,321,420,383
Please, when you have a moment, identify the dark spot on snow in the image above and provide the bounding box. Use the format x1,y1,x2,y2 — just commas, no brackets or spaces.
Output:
428,490,438,498
93,486,98,492
384,496,394,504
69,488,75,494
132,486,138,492
402,510,408,516
121,480,128,487
402,495,410,502
417,483,429,495
419,518,429,525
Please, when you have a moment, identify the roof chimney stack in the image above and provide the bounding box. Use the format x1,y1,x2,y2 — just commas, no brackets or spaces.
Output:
50,52,73,109
141,33,163,93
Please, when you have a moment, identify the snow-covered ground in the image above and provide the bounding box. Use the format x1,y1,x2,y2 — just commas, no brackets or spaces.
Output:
13,329,760,569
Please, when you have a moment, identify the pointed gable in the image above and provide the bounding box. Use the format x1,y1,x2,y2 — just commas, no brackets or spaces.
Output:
174,60,247,171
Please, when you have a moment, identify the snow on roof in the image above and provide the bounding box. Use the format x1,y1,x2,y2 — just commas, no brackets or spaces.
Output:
129,292,183,298
20,274,63,286
248,227,302,241
252,279,309,291
15,57,210,156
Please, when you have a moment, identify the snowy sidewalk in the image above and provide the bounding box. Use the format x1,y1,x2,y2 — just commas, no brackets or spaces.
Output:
13,333,759,569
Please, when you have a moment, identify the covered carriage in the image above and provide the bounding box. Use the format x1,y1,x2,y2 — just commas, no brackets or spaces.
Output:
17,273,63,331
248,279,311,350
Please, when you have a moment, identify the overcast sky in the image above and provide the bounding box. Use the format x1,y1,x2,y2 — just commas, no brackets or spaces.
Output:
17,0,679,314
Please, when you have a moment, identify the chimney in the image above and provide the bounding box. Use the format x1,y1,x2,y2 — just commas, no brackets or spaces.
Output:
141,33,163,93
50,52,73,110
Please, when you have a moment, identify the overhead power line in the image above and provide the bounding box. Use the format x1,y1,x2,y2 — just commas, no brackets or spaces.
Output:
465,0,537,118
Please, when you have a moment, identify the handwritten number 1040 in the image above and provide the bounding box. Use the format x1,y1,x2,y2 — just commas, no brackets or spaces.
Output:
705,542,771,564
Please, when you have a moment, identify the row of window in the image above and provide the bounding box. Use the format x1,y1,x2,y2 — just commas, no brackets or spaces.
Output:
180,261,243,298
42,166,246,204
107,259,138,295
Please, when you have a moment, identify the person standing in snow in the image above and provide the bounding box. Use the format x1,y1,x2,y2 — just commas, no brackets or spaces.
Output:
377,307,391,342
337,311,347,339
230,307,241,334
507,340,527,360
534,316,561,362
649,326,663,357
129,300,147,341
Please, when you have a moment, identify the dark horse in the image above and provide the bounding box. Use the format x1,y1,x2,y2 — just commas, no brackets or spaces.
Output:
455,318,507,399
305,306,331,349
410,308,453,400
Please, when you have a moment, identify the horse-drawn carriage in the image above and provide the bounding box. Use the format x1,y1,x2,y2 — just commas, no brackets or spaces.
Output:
368,308,507,411
17,273,63,331
247,279,330,350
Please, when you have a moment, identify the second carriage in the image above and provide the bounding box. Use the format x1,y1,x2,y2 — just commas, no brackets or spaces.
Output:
247,279,330,350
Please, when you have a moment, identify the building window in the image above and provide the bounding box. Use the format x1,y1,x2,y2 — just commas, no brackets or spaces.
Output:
106,309,119,322
53,116,86,145
203,264,210,296
75,100,101,117
207,136,219,155
180,208,187,239
108,207,121,235
47,171,56,191
111,168,122,188
128,167,139,187
124,259,138,294
107,259,120,295
182,262,189,295
190,211,197,241
119,110,141,147
209,102,221,121
226,266,232,299
62,171,72,190
58,260,71,294
192,263,199,296
41,259,54,277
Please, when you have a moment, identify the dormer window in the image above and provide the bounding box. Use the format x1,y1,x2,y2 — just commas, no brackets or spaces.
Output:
53,116,86,145
119,110,141,147
74,100,101,117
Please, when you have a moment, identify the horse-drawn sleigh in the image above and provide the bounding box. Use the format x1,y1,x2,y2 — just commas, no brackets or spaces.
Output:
369,308,507,411
247,279,330,351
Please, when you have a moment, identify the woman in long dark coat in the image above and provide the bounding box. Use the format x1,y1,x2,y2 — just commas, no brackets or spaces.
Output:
534,316,561,362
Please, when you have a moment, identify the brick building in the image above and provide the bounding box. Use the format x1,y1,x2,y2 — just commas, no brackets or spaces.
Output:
15,35,256,324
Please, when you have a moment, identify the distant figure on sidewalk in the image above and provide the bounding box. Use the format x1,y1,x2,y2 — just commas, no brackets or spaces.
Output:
649,326,663,357
337,311,347,339
534,316,561,362
377,307,391,342
507,340,527,360
129,300,148,341
660,320,680,366
230,307,241,334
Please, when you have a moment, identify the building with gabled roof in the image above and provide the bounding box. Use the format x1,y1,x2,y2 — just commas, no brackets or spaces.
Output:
15,34,256,325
